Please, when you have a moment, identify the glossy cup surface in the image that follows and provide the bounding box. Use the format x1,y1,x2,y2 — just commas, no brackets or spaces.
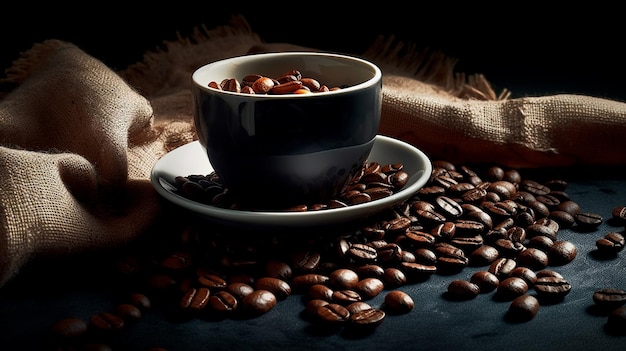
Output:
192,52,382,209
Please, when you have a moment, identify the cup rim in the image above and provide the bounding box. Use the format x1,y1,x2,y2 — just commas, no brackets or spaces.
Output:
192,51,382,98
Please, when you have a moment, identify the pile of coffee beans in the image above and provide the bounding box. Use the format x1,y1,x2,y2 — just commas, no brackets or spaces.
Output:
208,69,342,95
172,162,410,211
48,160,626,350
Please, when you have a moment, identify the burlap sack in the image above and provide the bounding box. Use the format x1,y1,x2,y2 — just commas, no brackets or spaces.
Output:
1,15,625,287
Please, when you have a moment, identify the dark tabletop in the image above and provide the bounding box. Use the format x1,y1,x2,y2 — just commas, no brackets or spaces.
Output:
1,165,626,351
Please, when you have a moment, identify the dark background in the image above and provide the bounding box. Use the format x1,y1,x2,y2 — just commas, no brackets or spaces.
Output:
1,4,625,102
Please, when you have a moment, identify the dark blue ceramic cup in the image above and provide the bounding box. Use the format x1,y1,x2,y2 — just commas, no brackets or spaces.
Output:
192,52,382,209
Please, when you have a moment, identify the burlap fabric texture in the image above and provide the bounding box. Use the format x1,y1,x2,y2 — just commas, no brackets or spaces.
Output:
1,16,626,287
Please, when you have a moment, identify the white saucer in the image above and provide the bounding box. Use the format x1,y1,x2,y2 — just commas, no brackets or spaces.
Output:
150,135,432,229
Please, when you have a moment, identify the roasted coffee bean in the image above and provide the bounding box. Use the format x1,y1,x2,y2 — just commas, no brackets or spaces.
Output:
526,222,558,240
535,269,563,279
447,181,475,195
114,303,142,322
366,239,388,250
377,243,404,264
254,277,291,300
50,317,88,340
432,175,459,189
361,227,386,241
405,230,437,247
593,288,626,310
470,271,500,293
434,243,469,272
346,301,373,314
507,226,527,243
291,274,329,292
548,210,575,229
596,232,625,255
430,222,456,241
347,308,386,331
484,166,504,181
417,185,446,198
345,191,372,205
493,238,525,258
160,251,193,270
446,280,480,300
465,210,494,231
526,200,551,219
241,290,277,316
353,264,385,279
263,259,293,281
515,210,535,228
450,234,484,252
383,217,412,234
291,250,321,272
307,284,334,301
520,179,550,196
270,80,304,94
493,217,516,232
346,243,378,263
89,312,125,332
389,171,409,189
548,190,570,202
180,287,211,311
303,299,329,319
536,194,561,209
516,248,549,271
534,276,572,300
209,291,238,314
508,294,540,321
488,180,517,200
221,78,241,93
356,278,385,300
484,228,509,244
399,262,438,280
197,273,227,289
607,306,626,334
316,303,350,325
435,196,463,218
496,277,529,301
226,282,255,300
512,191,536,205
383,267,407,288
241,74,263,87
503,169,522,184
557,200,581,215
332,289,362,305
509,267,537,287
535,217,561,233
453,219,485,236
251,76,275,93
548,240,577,265
414,208,447,225
544,179,568,191
526,235,555,252
383,290,414,314
611,206,626,225
413,247,438,265
147,273,177,292
461,187,488,203
129,293,152,312
574,212,603,230
469,244,500,266
488,257,517,278
328,268,360,290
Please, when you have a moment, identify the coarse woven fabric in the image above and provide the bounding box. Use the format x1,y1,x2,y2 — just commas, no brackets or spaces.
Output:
1,15,626,287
